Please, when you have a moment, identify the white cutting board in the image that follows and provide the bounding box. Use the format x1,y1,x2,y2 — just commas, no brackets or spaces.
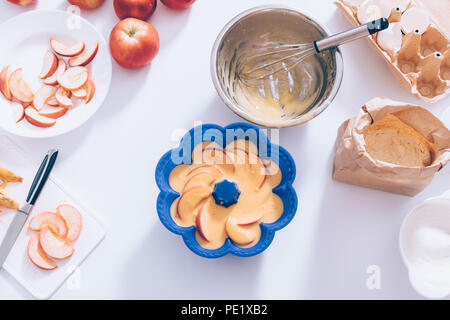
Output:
0,135,106,299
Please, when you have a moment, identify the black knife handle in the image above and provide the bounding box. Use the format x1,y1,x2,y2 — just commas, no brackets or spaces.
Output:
26,149,58,205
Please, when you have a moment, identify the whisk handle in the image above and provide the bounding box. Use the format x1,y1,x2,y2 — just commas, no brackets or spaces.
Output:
314,18,389,52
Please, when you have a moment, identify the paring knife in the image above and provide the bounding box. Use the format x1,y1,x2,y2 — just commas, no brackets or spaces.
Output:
0,149,58,268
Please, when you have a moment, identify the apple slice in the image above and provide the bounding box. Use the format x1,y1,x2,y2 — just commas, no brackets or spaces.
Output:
55,87,73,108
39,106,68,119
195,203,212,242
252,155,268,189
57,204,82,242
69,42,99,67
10,102,24,123
25,107,56,128
225,218,260,246
71,86,87,99
57,66,88,90
232,212,263,226
33,85,57,111
9,69,33,103
29,211,68,238
187,165,223,179
39,50,58,79
0,65,15,100
43,59,66,85
183,172,215,191
27,233,57,270
85,79,95,104
39,227,74,259
50,38,85,57
176,185,211,224
46,95,59,106
202,147,236,172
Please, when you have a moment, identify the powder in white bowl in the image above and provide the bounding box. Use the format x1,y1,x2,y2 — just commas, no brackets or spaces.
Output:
400,199,450,298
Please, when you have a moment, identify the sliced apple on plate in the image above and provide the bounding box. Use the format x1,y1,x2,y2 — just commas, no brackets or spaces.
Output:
43,59,66,85
29,211,68,238
39,50,58,79
50,38,85,57
25,107,56,128
85,79,95,104
33,84,57,111
55,86,73,109
27,233,57,270
0,65,15,100
39,227,74,259
71,85,87,99
57,204,82,242
46,95,59,107
10,102,24,123
176,185,211,225
9,68,33,103
69,42,99,67
39,105,68,119
57,66,88,91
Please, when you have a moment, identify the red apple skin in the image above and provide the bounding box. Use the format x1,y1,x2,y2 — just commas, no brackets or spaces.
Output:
7,0,36,6
68,0,104,9
161,0,195,10
109,18,159,69
114,0,157,21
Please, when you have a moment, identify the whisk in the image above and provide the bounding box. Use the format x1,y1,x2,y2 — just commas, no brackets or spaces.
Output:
237,18,389,84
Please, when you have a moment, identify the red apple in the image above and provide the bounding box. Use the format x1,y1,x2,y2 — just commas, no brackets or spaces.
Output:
161,0,195,10
114,0,157,21
67,0,105,9
7,0,36,6
109,18,159,69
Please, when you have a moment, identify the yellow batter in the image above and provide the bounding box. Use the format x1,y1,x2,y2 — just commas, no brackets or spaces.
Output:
169,139,283,249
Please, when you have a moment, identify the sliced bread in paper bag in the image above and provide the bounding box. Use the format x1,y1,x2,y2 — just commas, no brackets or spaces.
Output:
333,97,450,196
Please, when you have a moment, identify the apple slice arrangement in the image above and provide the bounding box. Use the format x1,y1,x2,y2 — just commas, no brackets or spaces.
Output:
169,140,284,250
0,37,98,128
27,204,82,270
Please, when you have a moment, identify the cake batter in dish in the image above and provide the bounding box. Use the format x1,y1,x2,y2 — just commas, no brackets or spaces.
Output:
169,139,283,250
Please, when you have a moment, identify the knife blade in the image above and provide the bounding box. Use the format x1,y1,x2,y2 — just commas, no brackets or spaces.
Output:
0,149,58,268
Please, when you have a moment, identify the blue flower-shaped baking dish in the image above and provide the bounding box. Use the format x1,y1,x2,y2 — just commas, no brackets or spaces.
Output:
155,122,298,258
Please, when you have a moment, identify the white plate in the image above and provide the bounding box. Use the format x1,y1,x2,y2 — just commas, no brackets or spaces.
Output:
0,10,112,138
0,135,106,299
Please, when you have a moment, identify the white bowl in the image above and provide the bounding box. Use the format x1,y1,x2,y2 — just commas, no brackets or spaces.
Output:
399,190,450,299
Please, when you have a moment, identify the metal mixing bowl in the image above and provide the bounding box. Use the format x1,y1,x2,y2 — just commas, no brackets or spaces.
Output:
211,5,344,128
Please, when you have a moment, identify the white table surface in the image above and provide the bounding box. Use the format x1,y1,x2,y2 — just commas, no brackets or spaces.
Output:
0,0,448,300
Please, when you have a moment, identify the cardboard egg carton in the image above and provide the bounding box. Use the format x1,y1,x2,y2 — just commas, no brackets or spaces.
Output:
335,0,450,103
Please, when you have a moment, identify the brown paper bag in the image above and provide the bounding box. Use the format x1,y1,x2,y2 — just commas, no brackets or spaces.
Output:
333,97,450,196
